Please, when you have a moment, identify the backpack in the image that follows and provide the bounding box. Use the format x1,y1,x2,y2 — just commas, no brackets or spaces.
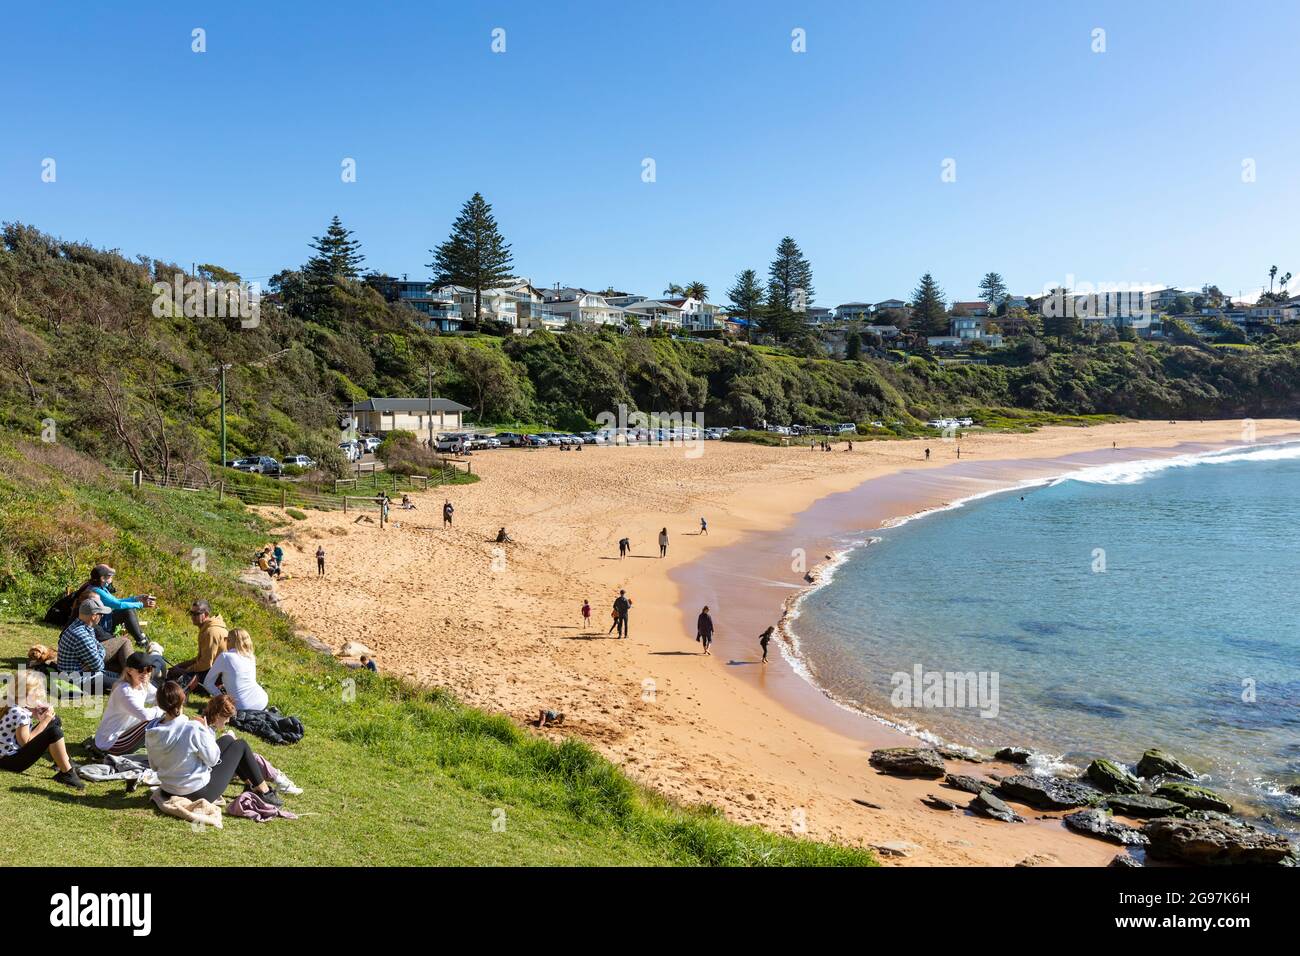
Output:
44,588,79,627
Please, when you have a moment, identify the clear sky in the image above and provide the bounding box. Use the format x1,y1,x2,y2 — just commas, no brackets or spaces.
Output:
2,0,1297,306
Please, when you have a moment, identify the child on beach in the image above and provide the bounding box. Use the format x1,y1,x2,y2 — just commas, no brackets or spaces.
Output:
581,600,591,628
316,546,325,577
659,527,669,558
696,606,714,655
618,537,630,559
443,500,454,527
699,518,708,536
760,625,774,663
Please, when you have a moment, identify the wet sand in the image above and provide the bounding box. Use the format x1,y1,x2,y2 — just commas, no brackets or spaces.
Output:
273,419,1299,866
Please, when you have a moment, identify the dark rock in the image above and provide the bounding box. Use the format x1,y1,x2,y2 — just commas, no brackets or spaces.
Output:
1104,794,1189,819
1136,748,1197,780
969,790,1024,823
935,746,987,763
944,774,989,795
1085,759,1143,795
869,747,946,779
851,798,883,810
1144,817,1296,865
997,774,1102,811
922,795,957,811
1063,808,1149,846
1287,785,1300,797
995,747,1032,764
1155,782,1233,813
1108,854,1143,867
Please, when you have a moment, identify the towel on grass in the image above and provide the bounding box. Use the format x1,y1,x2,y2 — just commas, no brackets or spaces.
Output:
150,789,224,828
226,790,298,822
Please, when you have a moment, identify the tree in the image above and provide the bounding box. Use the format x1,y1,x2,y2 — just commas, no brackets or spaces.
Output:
845,330,863,361
1170,295,1192,315
663,283,685,297
684,281,708,301
978,272,1008,313
726,269,765,339
428,192,514,327
305,215,365,290
1269,265,1278,293
763,237,814,341
911,273,948,337
1042,311,1079,344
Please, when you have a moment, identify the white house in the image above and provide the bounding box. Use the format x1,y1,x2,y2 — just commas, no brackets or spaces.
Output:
541,288,626,326
620,298,684,329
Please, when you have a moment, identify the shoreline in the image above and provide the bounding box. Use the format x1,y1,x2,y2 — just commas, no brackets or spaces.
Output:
275,419,1300,866
754,436,1300,787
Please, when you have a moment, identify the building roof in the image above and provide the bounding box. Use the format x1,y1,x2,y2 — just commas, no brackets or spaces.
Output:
350,398,470,413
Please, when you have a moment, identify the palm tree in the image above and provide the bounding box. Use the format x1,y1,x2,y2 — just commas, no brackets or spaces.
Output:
1281,272,1293,295
1269,265,1278,293
663,283,685,297
684,281,708,301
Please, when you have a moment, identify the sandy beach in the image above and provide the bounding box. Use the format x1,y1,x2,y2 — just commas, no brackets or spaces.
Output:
274,419,1300,866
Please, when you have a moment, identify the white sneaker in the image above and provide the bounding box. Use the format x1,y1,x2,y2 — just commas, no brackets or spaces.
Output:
148,641,165,656
275,774,303,795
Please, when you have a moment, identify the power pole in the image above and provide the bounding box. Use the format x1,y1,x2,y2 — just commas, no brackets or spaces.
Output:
427,363,435,448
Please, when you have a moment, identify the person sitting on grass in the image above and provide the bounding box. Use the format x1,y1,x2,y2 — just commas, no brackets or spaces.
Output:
537,709,565,728
146,680,283,807
94,652,164,756
167,600,228,691
58,596,165,692
0,670,84,790
203,628,269,712
359,655,378,673
69,563,157,648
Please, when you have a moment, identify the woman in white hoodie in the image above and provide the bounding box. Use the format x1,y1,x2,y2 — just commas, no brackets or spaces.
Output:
145,681,282,806
94,652,162,755
202,628,269,712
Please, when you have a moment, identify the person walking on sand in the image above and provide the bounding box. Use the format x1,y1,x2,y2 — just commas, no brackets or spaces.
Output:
581,599,591,629
696,606,714,655
699,517,708,536
658,527,669,558
925,447,931,461
610,590,632,639
442,499,454,528
760,625,775,664
618,536,631,559
316,545,325,577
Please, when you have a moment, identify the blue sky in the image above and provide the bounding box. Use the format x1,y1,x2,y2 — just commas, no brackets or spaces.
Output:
2,0,1297,306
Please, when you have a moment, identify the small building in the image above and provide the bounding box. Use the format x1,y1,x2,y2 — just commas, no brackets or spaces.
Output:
835,302,874,323
951,301,990,317
349,398,470,435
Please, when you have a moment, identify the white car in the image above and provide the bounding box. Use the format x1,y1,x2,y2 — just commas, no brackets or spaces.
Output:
282,454,317,469
338,442,360,462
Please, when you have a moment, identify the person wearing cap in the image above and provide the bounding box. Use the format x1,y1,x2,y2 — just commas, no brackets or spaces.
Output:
166,600,228,689
57,596,166,692
94,652,164,755
68,564,156,648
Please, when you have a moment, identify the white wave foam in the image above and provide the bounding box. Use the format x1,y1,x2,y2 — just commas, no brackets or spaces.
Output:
1052,439,1300,487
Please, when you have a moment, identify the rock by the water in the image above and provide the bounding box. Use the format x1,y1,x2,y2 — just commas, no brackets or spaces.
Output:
935,746,987,763
1136,749,1197,780
869,747,946,778
995,747,1032,764
1155,782,1233,813
997,774,1101,811
1109,854,1143,867
1287,785,1300,797
1104,794,1189,819
1085,759,1143,795
944,774,988,795
922,795,957,811
969,790,1024,823
1063,808,1149,846
1144,817,1295,865
1016,853,1061,867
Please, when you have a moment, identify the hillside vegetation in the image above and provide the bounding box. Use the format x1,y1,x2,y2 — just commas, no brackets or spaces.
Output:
3,222,1298,484
0,437,873,866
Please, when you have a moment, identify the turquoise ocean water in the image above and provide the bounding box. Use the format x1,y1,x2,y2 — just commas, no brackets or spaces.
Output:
790,441,1300,826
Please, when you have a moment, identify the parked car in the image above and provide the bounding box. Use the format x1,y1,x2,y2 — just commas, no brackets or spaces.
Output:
361,436,382,453
254,456,281,475
230,458,258,472
282,454,317,469
338,441,360,462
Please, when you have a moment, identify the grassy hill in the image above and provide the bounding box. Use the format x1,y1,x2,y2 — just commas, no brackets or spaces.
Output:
0,436,873,866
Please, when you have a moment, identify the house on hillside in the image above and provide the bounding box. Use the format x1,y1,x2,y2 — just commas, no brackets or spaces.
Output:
349,398,470,435
371,278,464,331
541,288,626,326
951,301,990,317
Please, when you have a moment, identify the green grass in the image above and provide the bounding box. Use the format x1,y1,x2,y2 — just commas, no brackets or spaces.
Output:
0,436,873,867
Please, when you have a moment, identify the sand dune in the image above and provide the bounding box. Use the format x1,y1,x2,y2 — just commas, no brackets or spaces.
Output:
274,419,1298,866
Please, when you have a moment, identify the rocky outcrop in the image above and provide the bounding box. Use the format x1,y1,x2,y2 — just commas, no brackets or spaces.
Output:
1155,782,1233,813
969,790,1024,823
1084,759,1142,795
995,747,1032,764
1144,817,1295,865
869,747,946,778
943,774,988,795
1063,808,1149,846
870,841,919,858
1108,854,1142,867
1104,794,1189,819
935,746,987,763
1135,749,1197,780
996,774,1101,811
